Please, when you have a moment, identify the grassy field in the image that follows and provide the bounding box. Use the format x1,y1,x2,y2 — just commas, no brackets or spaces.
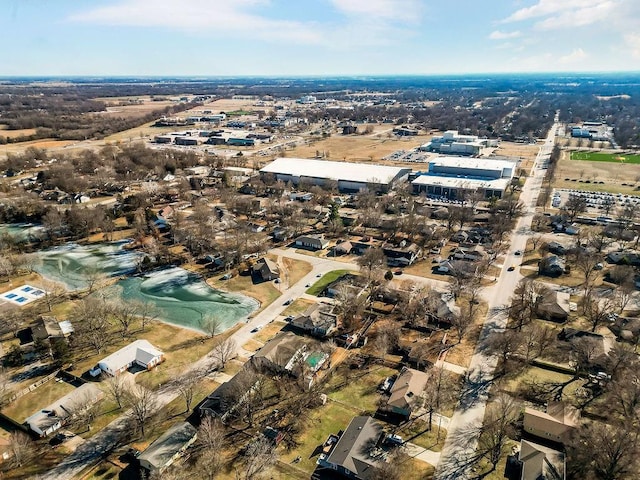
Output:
553,149,640,195
208,272,281,316
2,378,75,422
325,365,397,414
306,270,352,296
281,298,315,317
570,150,640,164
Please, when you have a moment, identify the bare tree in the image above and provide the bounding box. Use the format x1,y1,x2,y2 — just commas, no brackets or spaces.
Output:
137,301,158,332
210,338,237,369
106,374,127,409
72,298,113,354
125,385,157,436
584,296,615,332
9,431,35,467
477,394,519,470
70,392,101,433
177,372,201,413
242,437,278,480
109,301,139,338
199,315,222,339
421,366,460,430
357,247,386,281
567,421,640,480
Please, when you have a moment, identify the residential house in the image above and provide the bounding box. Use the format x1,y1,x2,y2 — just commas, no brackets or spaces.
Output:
535,290,571,322
295,234,329,251
505,440,566,480
523,401,579,444
334,241,353,255
538,255,565,277
547,241,567,256
252,258,280,282
89,339,164,377
384,367,429,419
25,383,103,437
138,422,198,473
606,250,640,266
449,245,488,262
249,332,309,375
317,416,386,480
199,367,259,420
291,303,338,337
31,316,73,342
383,241,422,267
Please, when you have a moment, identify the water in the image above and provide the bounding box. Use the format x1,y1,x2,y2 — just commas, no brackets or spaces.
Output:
104,267,258,333
0,223,44,243
34,241,142,290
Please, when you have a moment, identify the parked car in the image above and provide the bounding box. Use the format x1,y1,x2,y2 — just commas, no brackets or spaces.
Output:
251,324,263,333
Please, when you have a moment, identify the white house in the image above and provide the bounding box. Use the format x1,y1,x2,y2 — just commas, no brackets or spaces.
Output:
90,339,164,377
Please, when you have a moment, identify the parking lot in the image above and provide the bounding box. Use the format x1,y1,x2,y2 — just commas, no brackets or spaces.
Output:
552,188,640,214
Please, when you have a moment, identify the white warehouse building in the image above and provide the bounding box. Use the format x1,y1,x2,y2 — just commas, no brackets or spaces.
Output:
412,156,517,199
419,130,499,156
260,158,411,193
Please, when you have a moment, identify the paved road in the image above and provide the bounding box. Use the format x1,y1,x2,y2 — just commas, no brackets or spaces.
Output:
435,116,560,480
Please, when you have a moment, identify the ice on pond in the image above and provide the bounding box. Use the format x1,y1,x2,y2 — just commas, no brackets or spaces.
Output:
34,241,142,290
104,267,259,333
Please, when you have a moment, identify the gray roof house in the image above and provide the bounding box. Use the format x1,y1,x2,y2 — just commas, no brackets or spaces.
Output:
295,234,329,250
138,422,197,473
318,416,386,479
535,290,571,322
538,255,565,277
252,258,280,281
25,383,103,437
199,367,259,420
291,303,338,337
249,332,309,375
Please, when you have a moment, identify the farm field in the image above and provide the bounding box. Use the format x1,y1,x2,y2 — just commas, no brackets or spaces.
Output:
570,150,640,164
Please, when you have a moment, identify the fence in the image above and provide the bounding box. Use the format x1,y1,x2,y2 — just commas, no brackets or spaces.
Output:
6,368,60,405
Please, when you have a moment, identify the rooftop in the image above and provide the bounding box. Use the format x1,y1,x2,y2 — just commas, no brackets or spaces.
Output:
387,367,429,411
412,175,511,190
429,156,516,172
138,422,197,471
98,339,163,372
260,157,410,185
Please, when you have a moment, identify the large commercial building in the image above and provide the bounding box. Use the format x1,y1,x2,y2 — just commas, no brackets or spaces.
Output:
412,156,517,199
420,130,498,156
260,158,411,193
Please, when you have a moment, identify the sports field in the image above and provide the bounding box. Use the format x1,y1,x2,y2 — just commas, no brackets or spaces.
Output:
570,151,640,164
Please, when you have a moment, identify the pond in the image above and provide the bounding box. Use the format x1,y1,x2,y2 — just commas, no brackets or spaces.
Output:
34,241,141,291
103,267,258,333
34,241,258,333
0,223,44,243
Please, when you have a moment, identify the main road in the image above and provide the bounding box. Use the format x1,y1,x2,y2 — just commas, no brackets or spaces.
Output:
435,115,560,479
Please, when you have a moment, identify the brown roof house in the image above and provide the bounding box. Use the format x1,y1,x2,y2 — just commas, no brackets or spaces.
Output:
523,401,579,444
249,332,309,375
252,257,280,282
535,290,571,322
384,367,429,419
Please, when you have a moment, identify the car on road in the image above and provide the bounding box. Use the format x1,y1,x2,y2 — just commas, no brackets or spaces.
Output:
251,324,263,333
316,273,322,277
283,299,292,306
508,265,516,271
514,250,522,256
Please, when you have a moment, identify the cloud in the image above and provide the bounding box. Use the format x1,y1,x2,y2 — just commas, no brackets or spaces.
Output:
69,0,323,44
625,34,640,58
558,48,588,64
534,1,616,30
502,0,607,23
489,30,521,40
328,0,424,23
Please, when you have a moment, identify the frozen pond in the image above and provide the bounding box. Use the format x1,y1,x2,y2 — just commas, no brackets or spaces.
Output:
104,267,258,333
33,240,257,333
34,241,142,291
0,223,44,243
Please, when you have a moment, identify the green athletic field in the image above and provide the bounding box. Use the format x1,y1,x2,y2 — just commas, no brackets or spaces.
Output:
570,151,640,164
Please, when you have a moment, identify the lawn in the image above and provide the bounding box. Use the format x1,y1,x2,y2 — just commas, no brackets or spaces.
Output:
281,298,315,317
2,378,75,422
306,269,352,296
504,366,573,395
325,364,397,414
397,419,447,451
570,151,640,164
279,401,356,474
281,256,313,285
253,320,286,343
208,273,281,316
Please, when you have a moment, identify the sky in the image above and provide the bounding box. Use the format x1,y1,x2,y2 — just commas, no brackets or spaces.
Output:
1,0,639,76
